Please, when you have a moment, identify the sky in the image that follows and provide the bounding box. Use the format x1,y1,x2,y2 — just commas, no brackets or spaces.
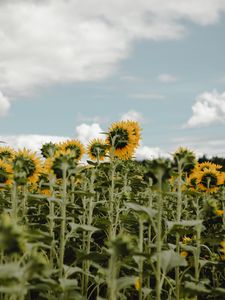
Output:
0,0,225,159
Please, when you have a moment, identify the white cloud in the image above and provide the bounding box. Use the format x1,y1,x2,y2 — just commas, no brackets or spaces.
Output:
157,73,178,83
0,0,224,100
0,91,10,116
135,146,169,160
75,123,103,144
0,134,69,152
130,93,165,100
120,110,145,122
186,90,225,127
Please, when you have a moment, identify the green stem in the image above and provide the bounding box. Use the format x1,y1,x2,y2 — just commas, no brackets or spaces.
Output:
59,168,67,278
175,161,183,300
108,250,117,300
11,181,18,223
138,218,144,300
109,162,116,241
156,176,163,300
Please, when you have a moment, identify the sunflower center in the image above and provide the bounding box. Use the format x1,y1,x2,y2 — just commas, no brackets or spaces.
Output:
109,128,129,149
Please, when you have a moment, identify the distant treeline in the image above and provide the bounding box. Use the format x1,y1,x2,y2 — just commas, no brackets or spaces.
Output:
138,156,225,172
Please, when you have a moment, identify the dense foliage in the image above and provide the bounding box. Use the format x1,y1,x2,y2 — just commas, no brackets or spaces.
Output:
0,123,225,300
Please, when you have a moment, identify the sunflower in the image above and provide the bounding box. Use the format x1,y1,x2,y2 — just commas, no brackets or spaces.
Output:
87,139,108,161
59,140,85,161
197,167,224,193
12,149,42,185
41,142,59,158
51,149,77,178
215,209,224,216
106,121,138,160
0,146,15,162
0,160,13,185
173,147,196,173
196,161,222,172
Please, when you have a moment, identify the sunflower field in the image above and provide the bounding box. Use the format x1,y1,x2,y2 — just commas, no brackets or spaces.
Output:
1,121,225,300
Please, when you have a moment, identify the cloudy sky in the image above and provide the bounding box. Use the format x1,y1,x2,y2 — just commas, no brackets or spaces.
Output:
0,0,225,159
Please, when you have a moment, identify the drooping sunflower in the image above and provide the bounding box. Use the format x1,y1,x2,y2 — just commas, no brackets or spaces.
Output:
59,140,85,161
41,142,59,158
196,167,224,193
0,160,13,185
0,146,15,162
51,149,77,179
173,147,196,174
87,139,108,161
106,121,138,160
12,149,42,185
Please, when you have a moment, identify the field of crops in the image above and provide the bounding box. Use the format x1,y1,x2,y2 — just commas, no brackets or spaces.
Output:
0,120,225,300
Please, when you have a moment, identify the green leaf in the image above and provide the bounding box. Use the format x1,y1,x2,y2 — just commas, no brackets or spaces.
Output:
126,202,157,219
116,276,136,291
167,220,203,233
152,250,187,274
69,222,100,234
0,263,23,280
64,265,83,278
59,278,78,292
184,281,210,294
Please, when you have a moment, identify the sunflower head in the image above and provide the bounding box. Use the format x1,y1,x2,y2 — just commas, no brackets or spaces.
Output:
51,149,77,179
173,147,196,173
197,168,224,193
0,147,15,162
106,121,137,160
41,142,59,158
12,149,42,185
87,138,108,161
0,160,13,185
196,161,223,172
59,139,85,161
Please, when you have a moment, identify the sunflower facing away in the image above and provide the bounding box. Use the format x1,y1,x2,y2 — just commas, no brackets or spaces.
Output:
0,160,13,185
59,140,85,161
51,149,77,178
196,167,224,193
12,149,42,184
0,147,15,162
87,139,108,161
106,121,141,160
